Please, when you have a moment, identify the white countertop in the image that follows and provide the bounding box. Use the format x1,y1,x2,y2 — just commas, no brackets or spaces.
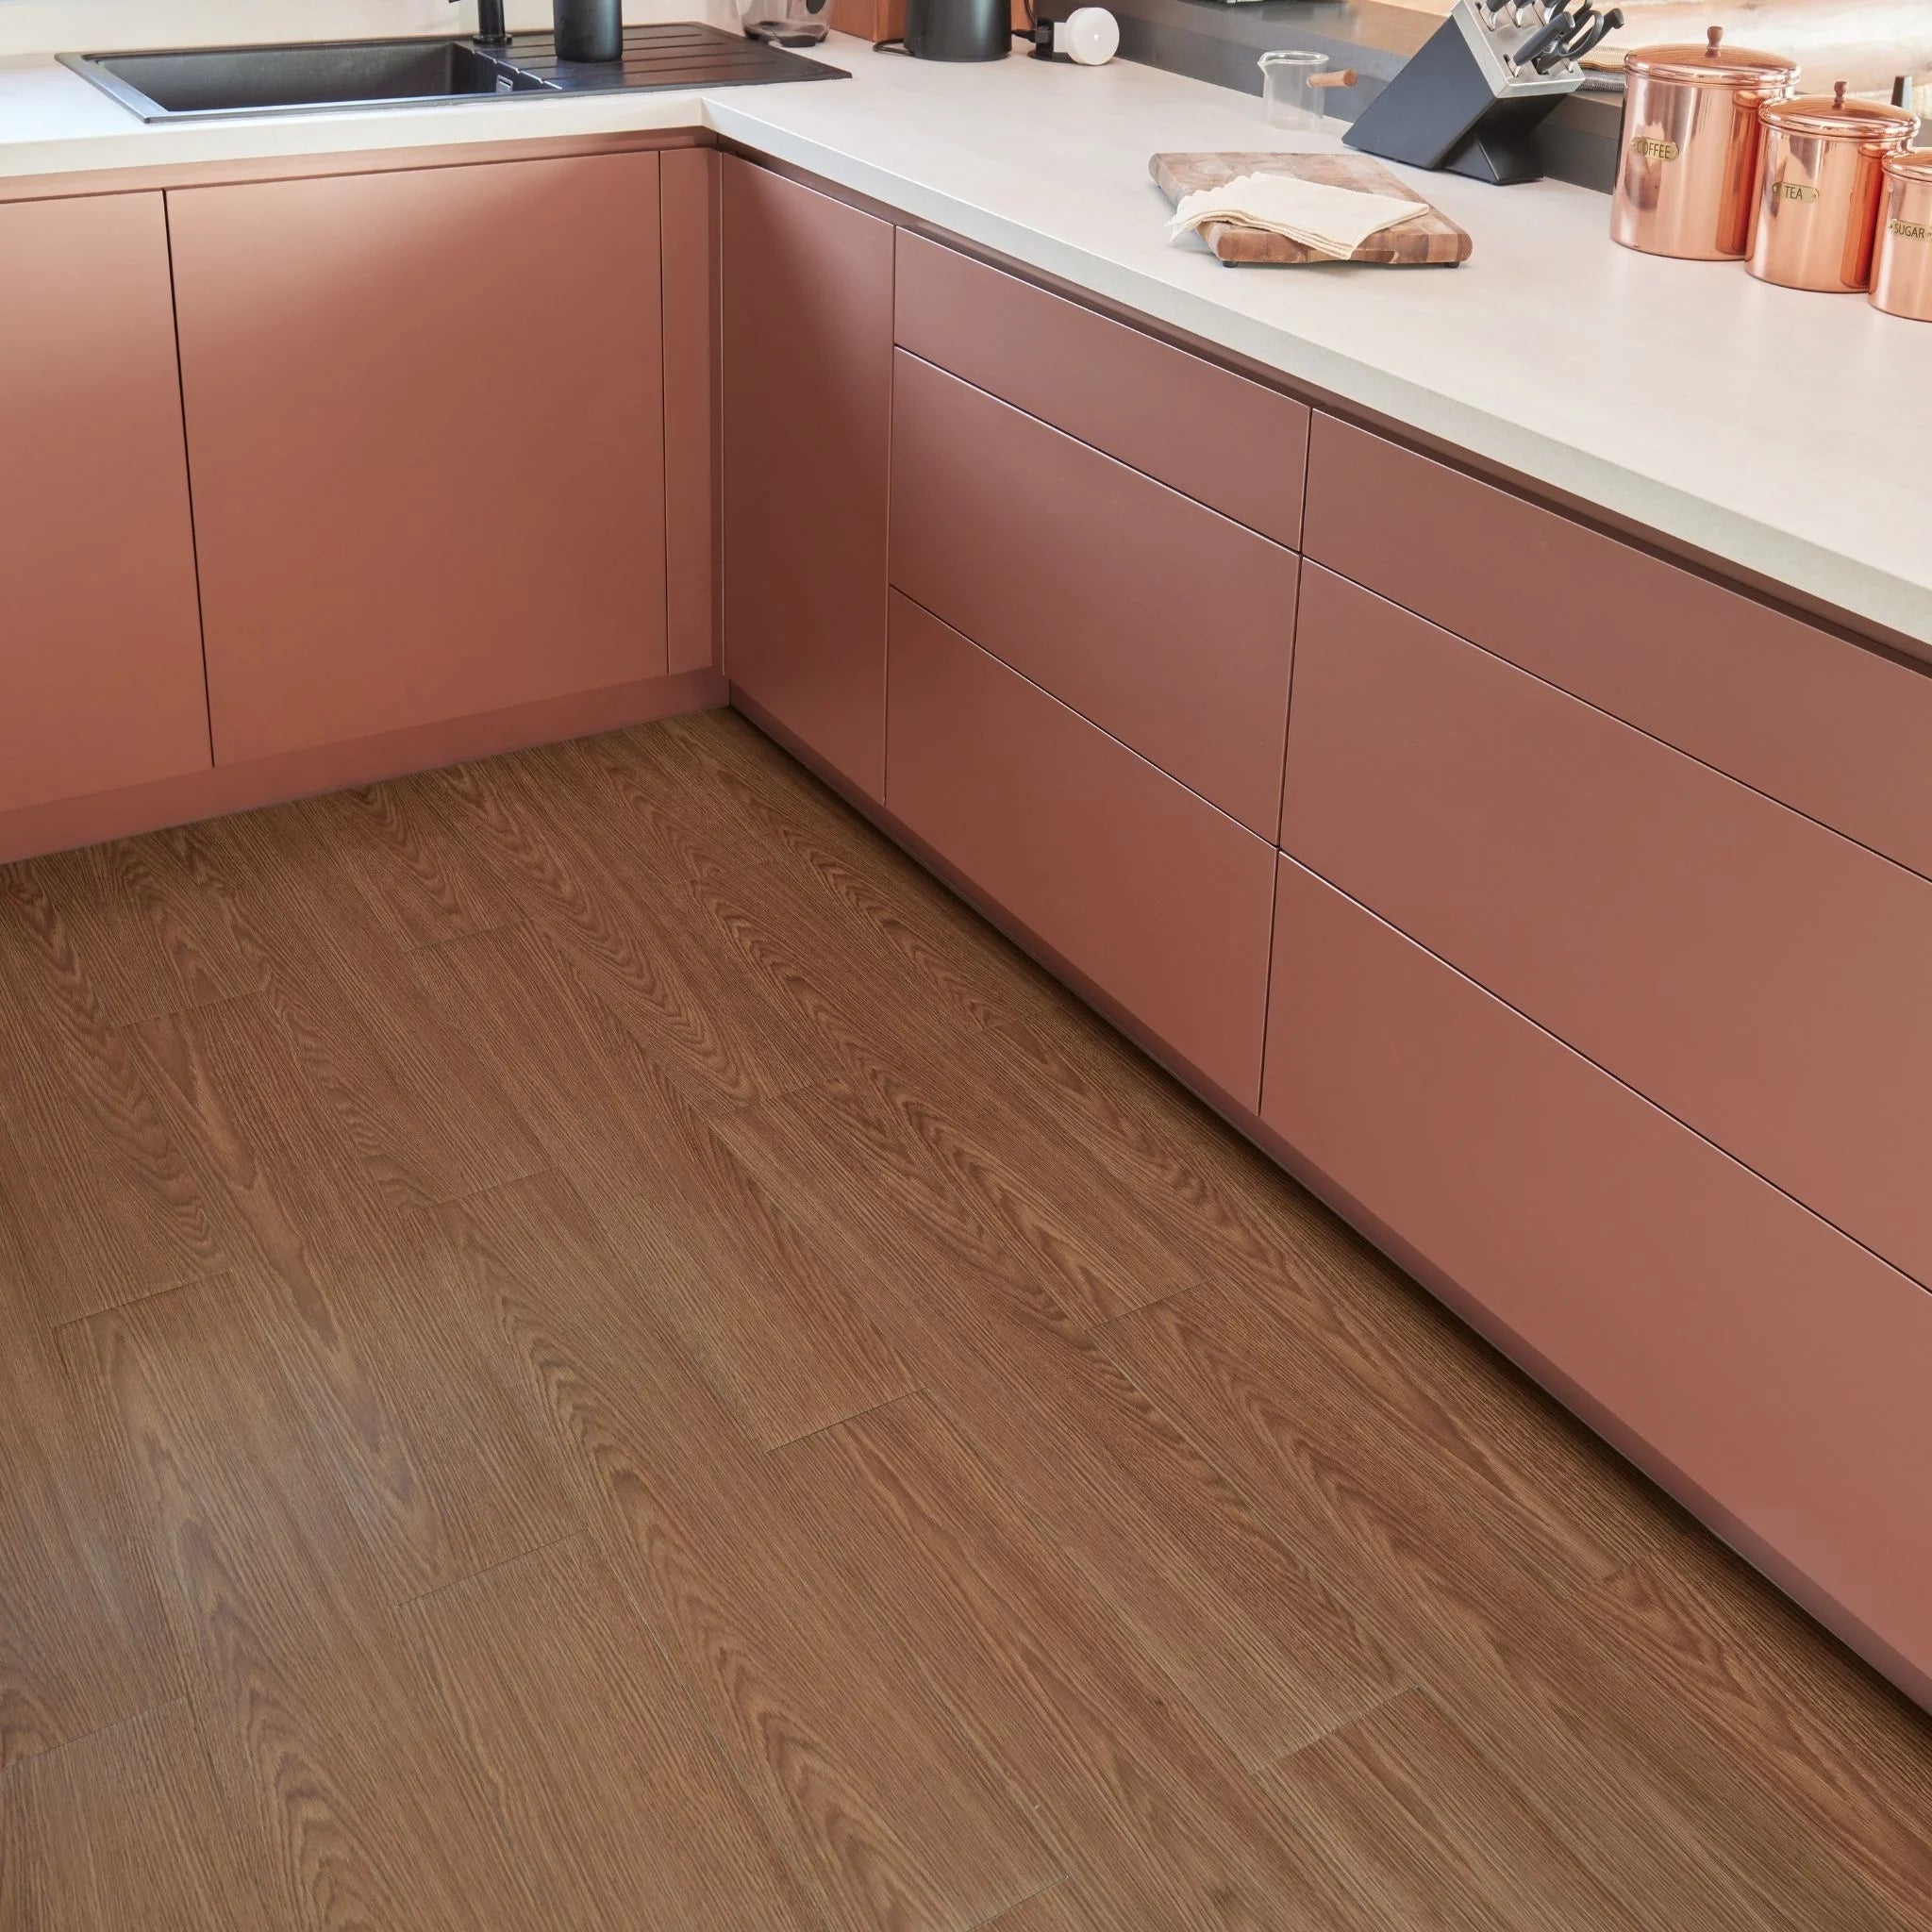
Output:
4,36,1926,646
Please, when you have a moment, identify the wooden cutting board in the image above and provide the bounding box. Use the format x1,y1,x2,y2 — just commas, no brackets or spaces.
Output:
1150,152,1472,267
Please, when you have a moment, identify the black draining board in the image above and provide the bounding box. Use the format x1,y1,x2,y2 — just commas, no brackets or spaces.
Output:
502,22,846,92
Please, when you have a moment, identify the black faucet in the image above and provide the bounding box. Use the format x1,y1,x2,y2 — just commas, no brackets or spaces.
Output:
460,0,511,48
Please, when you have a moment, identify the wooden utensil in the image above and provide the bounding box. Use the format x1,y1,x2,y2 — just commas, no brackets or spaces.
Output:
1150,151,1474,265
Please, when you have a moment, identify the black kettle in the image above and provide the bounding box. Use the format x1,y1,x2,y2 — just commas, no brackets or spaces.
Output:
899,0,1014,60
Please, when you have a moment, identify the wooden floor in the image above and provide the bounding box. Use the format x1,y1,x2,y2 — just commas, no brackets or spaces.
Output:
2,708,1929,1930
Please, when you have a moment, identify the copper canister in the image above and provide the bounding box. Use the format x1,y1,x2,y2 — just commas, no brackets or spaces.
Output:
1871,150,1932,321
1747,84,1920,291
1612,26,1797,259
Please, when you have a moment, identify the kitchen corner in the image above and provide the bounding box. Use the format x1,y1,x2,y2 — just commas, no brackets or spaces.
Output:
6,0,1932,1902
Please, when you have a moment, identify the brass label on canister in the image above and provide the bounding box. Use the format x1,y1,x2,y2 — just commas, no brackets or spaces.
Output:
1628,135,1679,161
1772,180,1820,203
1889,216,1932,242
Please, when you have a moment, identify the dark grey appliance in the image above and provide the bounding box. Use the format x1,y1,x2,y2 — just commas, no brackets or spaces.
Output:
894,0,1017,62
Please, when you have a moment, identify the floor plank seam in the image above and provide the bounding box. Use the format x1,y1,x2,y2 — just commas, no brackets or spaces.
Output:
764,1385,930,1458
391,1529,579,1613
396,916,529,958
47,1268,228,1335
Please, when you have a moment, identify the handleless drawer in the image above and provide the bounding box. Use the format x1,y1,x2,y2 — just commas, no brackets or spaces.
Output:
1262,856,1932,1699
895,232,1307,548
890,350,1297,838
887,591,1274,1108
1284,565,1932,1293
1304,411,1932,883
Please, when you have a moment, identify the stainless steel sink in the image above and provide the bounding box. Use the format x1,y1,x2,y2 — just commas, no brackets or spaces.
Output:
58,38,557,121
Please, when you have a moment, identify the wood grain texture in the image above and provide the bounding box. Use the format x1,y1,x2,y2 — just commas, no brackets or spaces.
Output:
1,707,1926,1930
432,1168,1059,1931
1151,152,1473,264
0,1701,257,1930
402,1534,817,1931
975,1887,1108,1932
64,1277,529,1931
0,1293,179,1773
1100,1284,1926,1931
776,1392,1376,1932
1267,1689,1644,1930
121,994,568,1602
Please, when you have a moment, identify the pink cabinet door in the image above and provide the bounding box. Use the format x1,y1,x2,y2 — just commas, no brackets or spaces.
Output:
0,192,208,814
890,351,1297,838
721,158,893,800
1284,564,1932,1293
1261,856,1932,1703
168,152,668,766
886,591,1275,1108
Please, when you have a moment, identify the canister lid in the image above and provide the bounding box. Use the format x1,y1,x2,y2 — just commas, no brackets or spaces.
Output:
1624,24,1795,87
1881,147,1932,182
1759,80,1921,141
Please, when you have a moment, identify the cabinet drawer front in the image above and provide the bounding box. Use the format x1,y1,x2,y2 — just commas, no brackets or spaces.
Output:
890,351,1296,837
0,192,208,813
895,230,1307,547
1304,412,1932,881
1262,857,1932,1700
887,592,1274,1107
1284,566,1932,1291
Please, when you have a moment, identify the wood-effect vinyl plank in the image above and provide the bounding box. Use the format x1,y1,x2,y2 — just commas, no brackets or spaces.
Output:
120,994,568,1603
410,921,918,1447
0,868,225,1324
8,830,270,1027
65,1276,529,1932
305,775,525,954
715,1083,1405,1769
401,1534,819,1932
432,1167,1062,1932
425,741,837,1106
172,803,548,1205
1098,1283,1920,1932
1583,1542,1932,1926
588,718,1204,1328
0,1700,258,1930
0,1282,180,1773
776,1392,1375,1932
1266,1688,1645,1932
974,1889,1106,1932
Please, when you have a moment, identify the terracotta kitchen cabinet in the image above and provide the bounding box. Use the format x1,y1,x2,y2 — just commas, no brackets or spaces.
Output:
895,230,1308,549
1304,412,1932,884
890,350,1297,836
721,157,894,800
0,192,208,814
1262,857,1932,1703
1284,564,1932,1292
168,151,669,766
886,591,1276,1108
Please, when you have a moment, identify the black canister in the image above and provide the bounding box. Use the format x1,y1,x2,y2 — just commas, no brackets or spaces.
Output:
902,0,1012,61
554,0,623,62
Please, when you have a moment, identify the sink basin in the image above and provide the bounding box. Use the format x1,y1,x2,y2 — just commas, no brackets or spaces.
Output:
59,38,557,121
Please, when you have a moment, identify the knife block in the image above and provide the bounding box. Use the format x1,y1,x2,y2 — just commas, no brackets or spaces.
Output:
1344,4,1579,185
